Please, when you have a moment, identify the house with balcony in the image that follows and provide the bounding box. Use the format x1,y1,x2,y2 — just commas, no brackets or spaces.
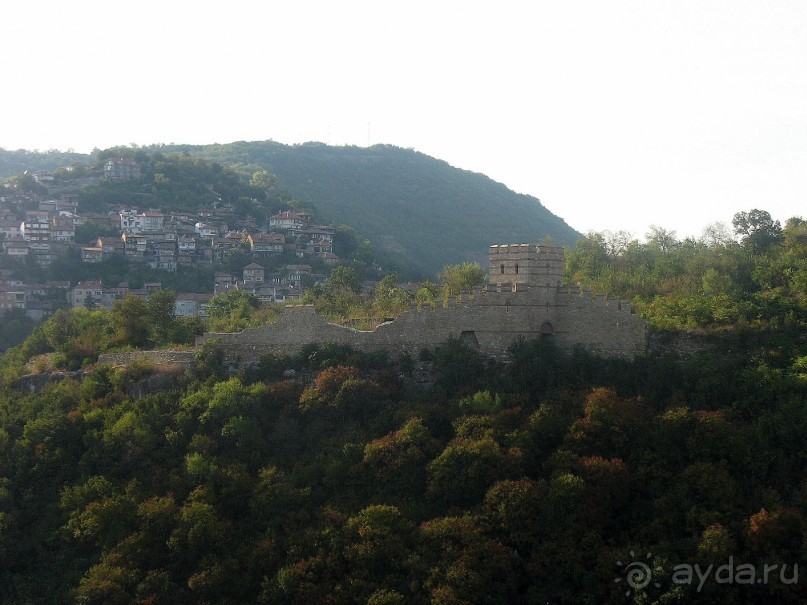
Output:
24,301,54,322
21,210,50,243
32,171,55,184
243,263,266,286
211,236,242,261
301,226,335,255
175,293,213,317
120,209,143,233
169,211,198,224
0,217,20,240
57,210,82,226
120,209,166,234
285,264,312,285
195,222,218,239
0,271,21,286
3,237,29,258
20,211,52,264
142,230,176,243
269,211,311,230
213,272,237,294
70,280,103,308
149,241,178,272
248,232,285,258
273,284,302,303
142,210,165,232
104,158,141,181
122,233,148,262
81,247,104,263
58,194,79,213
100,283,133,310
97,237,125,258
38,200,59,214
0,286,26,312
177,237,197,266
50,216,76,242
178,237,196,254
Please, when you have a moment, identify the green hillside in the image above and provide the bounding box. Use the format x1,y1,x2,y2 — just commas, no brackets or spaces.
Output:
153,141,581,275
1,141,579,276
0,148,89,176
0,204,805,603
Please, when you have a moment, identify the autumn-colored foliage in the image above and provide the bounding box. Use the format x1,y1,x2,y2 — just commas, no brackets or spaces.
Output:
0,210,806,603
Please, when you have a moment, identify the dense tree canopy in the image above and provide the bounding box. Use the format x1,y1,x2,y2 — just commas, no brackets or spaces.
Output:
0,317,803,603
566,209,806,332
0,194,804,603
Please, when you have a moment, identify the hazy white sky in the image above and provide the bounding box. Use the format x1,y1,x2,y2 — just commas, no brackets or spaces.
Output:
2,1,805,239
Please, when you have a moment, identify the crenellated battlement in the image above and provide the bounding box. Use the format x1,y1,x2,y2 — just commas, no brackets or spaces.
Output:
275,274,639,329
199,243,648,363
489,243,565,287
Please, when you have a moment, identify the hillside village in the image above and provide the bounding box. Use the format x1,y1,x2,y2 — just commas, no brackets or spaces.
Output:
0,157,345,320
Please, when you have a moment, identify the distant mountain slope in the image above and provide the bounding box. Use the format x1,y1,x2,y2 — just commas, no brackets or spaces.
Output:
0,148,90,178
1,141,581,276
171,141,581,275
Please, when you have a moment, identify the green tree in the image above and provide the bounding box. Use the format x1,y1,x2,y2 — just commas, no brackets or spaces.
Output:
325,265,361,294
432,337,485,396
414,286,436,310
333,225,358,258
83,292,98,310
439,262,486,296
147,289,177,346
307,266,364,319
353,239,375,267
342,505,415,583
646,225,680,253
732,208,782,254
482,478,546,548
249,169,278,198
111,295,150,348
427,436,518,507
419,515,520,604
207,290,261,332
362,417,438,502
373,273,410,317
0,308,37,352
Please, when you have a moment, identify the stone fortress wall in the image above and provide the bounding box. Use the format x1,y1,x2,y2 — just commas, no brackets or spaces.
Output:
198,244,647,366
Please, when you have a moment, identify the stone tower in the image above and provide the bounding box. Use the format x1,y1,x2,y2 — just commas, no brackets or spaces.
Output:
489,244,565,286
198,242,647,362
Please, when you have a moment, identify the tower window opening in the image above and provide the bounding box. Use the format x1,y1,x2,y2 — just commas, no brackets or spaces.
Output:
515,263,519,274
500,263,505,274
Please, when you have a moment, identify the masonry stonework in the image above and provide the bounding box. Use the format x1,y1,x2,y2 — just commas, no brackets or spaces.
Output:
97,350,197,368
489,243,565,286
198,244,647,366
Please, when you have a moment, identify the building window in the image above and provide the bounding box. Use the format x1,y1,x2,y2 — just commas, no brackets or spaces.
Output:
515,263,519,274
500,263,505,274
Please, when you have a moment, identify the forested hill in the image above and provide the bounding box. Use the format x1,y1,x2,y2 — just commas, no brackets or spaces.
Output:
170,142,579,273
0,148,89,176
2,142,578,274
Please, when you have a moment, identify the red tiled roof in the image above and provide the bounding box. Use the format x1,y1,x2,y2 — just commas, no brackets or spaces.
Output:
250,232,285,243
